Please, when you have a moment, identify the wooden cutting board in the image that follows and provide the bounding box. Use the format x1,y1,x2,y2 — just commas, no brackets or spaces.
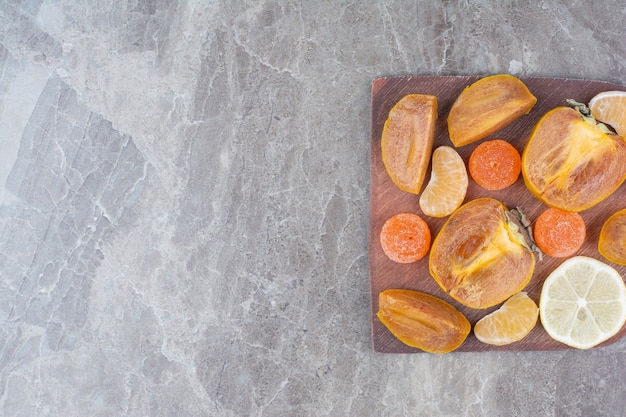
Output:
369,75,626,353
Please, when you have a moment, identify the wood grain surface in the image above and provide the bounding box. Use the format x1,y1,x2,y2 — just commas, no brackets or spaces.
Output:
369,75,626,353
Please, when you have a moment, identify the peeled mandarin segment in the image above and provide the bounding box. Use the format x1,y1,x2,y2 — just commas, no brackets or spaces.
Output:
474,292,539,346
521,106,626,212
377,289,470,354
381,94,437,194
419,146,468,218
428,198,535,309
598,209,626,266
533,208,586,258
379,213,431,264
589,90,626,137
468,139,521,190
447,74,537,147
539,256,626,349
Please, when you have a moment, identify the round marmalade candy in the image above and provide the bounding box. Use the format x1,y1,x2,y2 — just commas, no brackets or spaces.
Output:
380,213,431,263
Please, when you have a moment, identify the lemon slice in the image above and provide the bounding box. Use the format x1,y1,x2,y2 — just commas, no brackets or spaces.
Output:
588,90,626,137
540,256,626,349
474,292,538,346
419,146,468,218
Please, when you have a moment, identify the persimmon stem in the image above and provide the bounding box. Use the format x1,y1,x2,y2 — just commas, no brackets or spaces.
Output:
567,98,615,135
506,208,543,261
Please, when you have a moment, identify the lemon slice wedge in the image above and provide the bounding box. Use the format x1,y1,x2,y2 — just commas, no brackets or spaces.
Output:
540,256,626,349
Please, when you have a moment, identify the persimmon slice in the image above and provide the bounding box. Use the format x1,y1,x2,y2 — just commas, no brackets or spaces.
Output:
377,289,470,354
429,198,536,309
381,94,437,194
380,213,431,263
598,209,626,266
468,139,521,190
533,208,586,258
447,74,536,147
522,105,626,212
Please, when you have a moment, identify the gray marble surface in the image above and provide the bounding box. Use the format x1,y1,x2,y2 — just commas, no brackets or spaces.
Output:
1,1,625,416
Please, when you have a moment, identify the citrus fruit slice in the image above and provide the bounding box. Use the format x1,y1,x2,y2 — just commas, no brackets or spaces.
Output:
533,208,586,258
447,74,536,147
589,90,626,137
419,146,468,218
598,209,626,266
468,139,521,190
474,292,539,346
540,256,626,349
381,94,437,194
380,213,431,263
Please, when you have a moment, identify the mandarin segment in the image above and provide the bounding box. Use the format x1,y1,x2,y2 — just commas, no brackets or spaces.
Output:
381,94,437,194
589,90,626,137
419,146,468,218
474,292,539,346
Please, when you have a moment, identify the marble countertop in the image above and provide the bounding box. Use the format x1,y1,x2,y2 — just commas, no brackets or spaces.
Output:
1,1,625,416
